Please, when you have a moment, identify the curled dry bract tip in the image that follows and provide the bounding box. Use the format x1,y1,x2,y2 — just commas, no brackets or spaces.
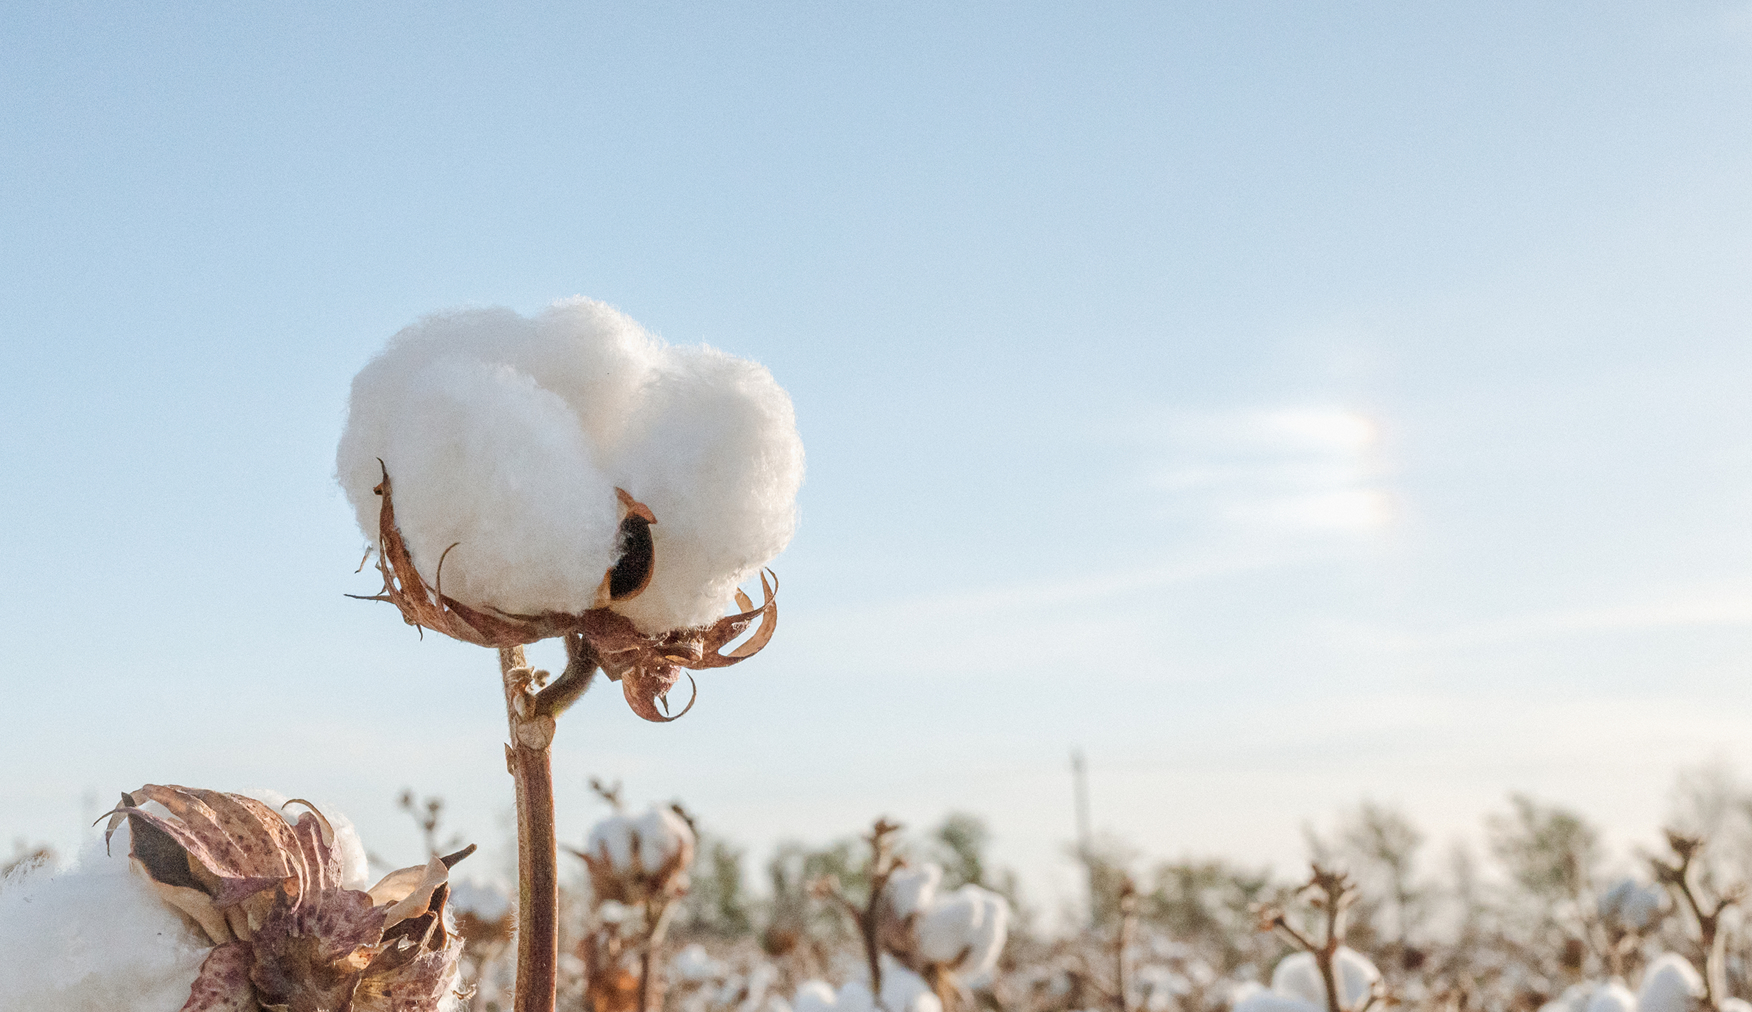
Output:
353,463,778,722
102,784,465,1012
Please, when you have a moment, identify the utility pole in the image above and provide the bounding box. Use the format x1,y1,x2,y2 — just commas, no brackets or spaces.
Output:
1071,747,1095,926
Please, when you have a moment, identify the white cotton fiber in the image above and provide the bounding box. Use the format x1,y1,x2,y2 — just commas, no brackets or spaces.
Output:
792,980,840,1012
337,299,804,633
1269,949,1379,1011
1583,982,1637,1012
916,885,1008,979
0,832,208,1012
1637,956,1704,1012
1230,982,1320,1012
587,806,696,870
885,864,943,919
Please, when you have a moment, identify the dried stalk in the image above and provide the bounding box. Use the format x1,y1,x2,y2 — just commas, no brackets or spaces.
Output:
816,818,907,1007
1115,878,1138,1012
1654,831,1742,1012
502,645,559,1012
1259,865,1360,1012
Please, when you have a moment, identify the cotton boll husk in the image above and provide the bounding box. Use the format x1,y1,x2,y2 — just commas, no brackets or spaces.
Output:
1230,983,1321,1012
1637,955,1705,1012
1584,982,1637,1012
916,885,1009,978
245,789,370,891
337,299,804,632
0,832,208,1012
885,864,943,919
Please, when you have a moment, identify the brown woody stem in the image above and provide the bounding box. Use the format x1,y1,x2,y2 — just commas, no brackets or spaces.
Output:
502,645,559,1012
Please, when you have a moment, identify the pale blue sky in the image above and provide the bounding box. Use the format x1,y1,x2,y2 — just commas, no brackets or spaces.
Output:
4,2,1752,912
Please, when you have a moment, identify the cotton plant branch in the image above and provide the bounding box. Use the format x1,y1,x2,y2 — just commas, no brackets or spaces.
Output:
1652,830,1744,1011
813,817,908,1004
1256,865,1389,1012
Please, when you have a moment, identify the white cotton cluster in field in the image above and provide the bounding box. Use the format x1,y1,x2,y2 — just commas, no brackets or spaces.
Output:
336,298,805,633
449,878,512,922
1231,948,1380,1012
0,832,207,1012
588,805,696,872
792,957,942,1012
669,946,790,1012
1536,955,1743,1012
883,862,1009,982
1597,877,1664,931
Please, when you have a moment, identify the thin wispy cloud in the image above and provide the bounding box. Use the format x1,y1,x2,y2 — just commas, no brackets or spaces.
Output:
1146,406,1395,534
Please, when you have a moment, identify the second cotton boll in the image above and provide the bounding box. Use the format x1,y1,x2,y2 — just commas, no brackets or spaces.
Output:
335,298,805,635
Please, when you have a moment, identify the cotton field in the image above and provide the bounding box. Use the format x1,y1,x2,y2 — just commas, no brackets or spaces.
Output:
12,770,1752,1012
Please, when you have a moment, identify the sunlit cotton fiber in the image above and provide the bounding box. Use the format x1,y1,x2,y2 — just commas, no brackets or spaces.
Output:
0,835,207,1012
336,298,804,634
1637,954,1705,1012
588,806,696,872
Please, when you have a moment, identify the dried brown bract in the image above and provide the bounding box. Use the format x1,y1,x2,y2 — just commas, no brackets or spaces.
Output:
353,463,777,722
103,784,466,1012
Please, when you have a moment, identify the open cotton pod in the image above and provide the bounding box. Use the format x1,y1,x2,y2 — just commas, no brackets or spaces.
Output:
337,299,803,721
100,784,466,1012
571,806,697,907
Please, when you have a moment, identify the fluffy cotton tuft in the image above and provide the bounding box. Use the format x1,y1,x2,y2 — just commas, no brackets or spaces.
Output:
885,864,943,919
1637,954,1705,1012
0,831,208,1012
336,299,805,633
916,885,1009,979
1599,877,1664,931
1231,982,1321,1012
1583,982,1637,1012
1267,949,1380,1012
587,806,696,871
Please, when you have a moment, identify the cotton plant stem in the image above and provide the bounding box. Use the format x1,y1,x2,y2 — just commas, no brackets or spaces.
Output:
502,645,559,1012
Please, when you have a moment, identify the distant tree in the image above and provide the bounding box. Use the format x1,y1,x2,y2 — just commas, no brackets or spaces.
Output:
678,835,753,939
1142,857,1274,971
933,812,990,888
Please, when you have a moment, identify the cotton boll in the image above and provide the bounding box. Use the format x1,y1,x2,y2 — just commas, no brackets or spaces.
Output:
1717,999,1752,1012
1584,982,1637,1012
886,864,943,919
878,959,944,1012
0,833,208,1012
1637,954,1705,1012
337,299,803,632
1599,877,1664,931
672,943,725,983
916,885,1009,978
341,352,622,613
1331,948,1381,1009
1269,953,1325,1009
612,345,805,632
1269,949,1378,1011
1231,983,1321,1012
587,807,695,871
793,981,840,1012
